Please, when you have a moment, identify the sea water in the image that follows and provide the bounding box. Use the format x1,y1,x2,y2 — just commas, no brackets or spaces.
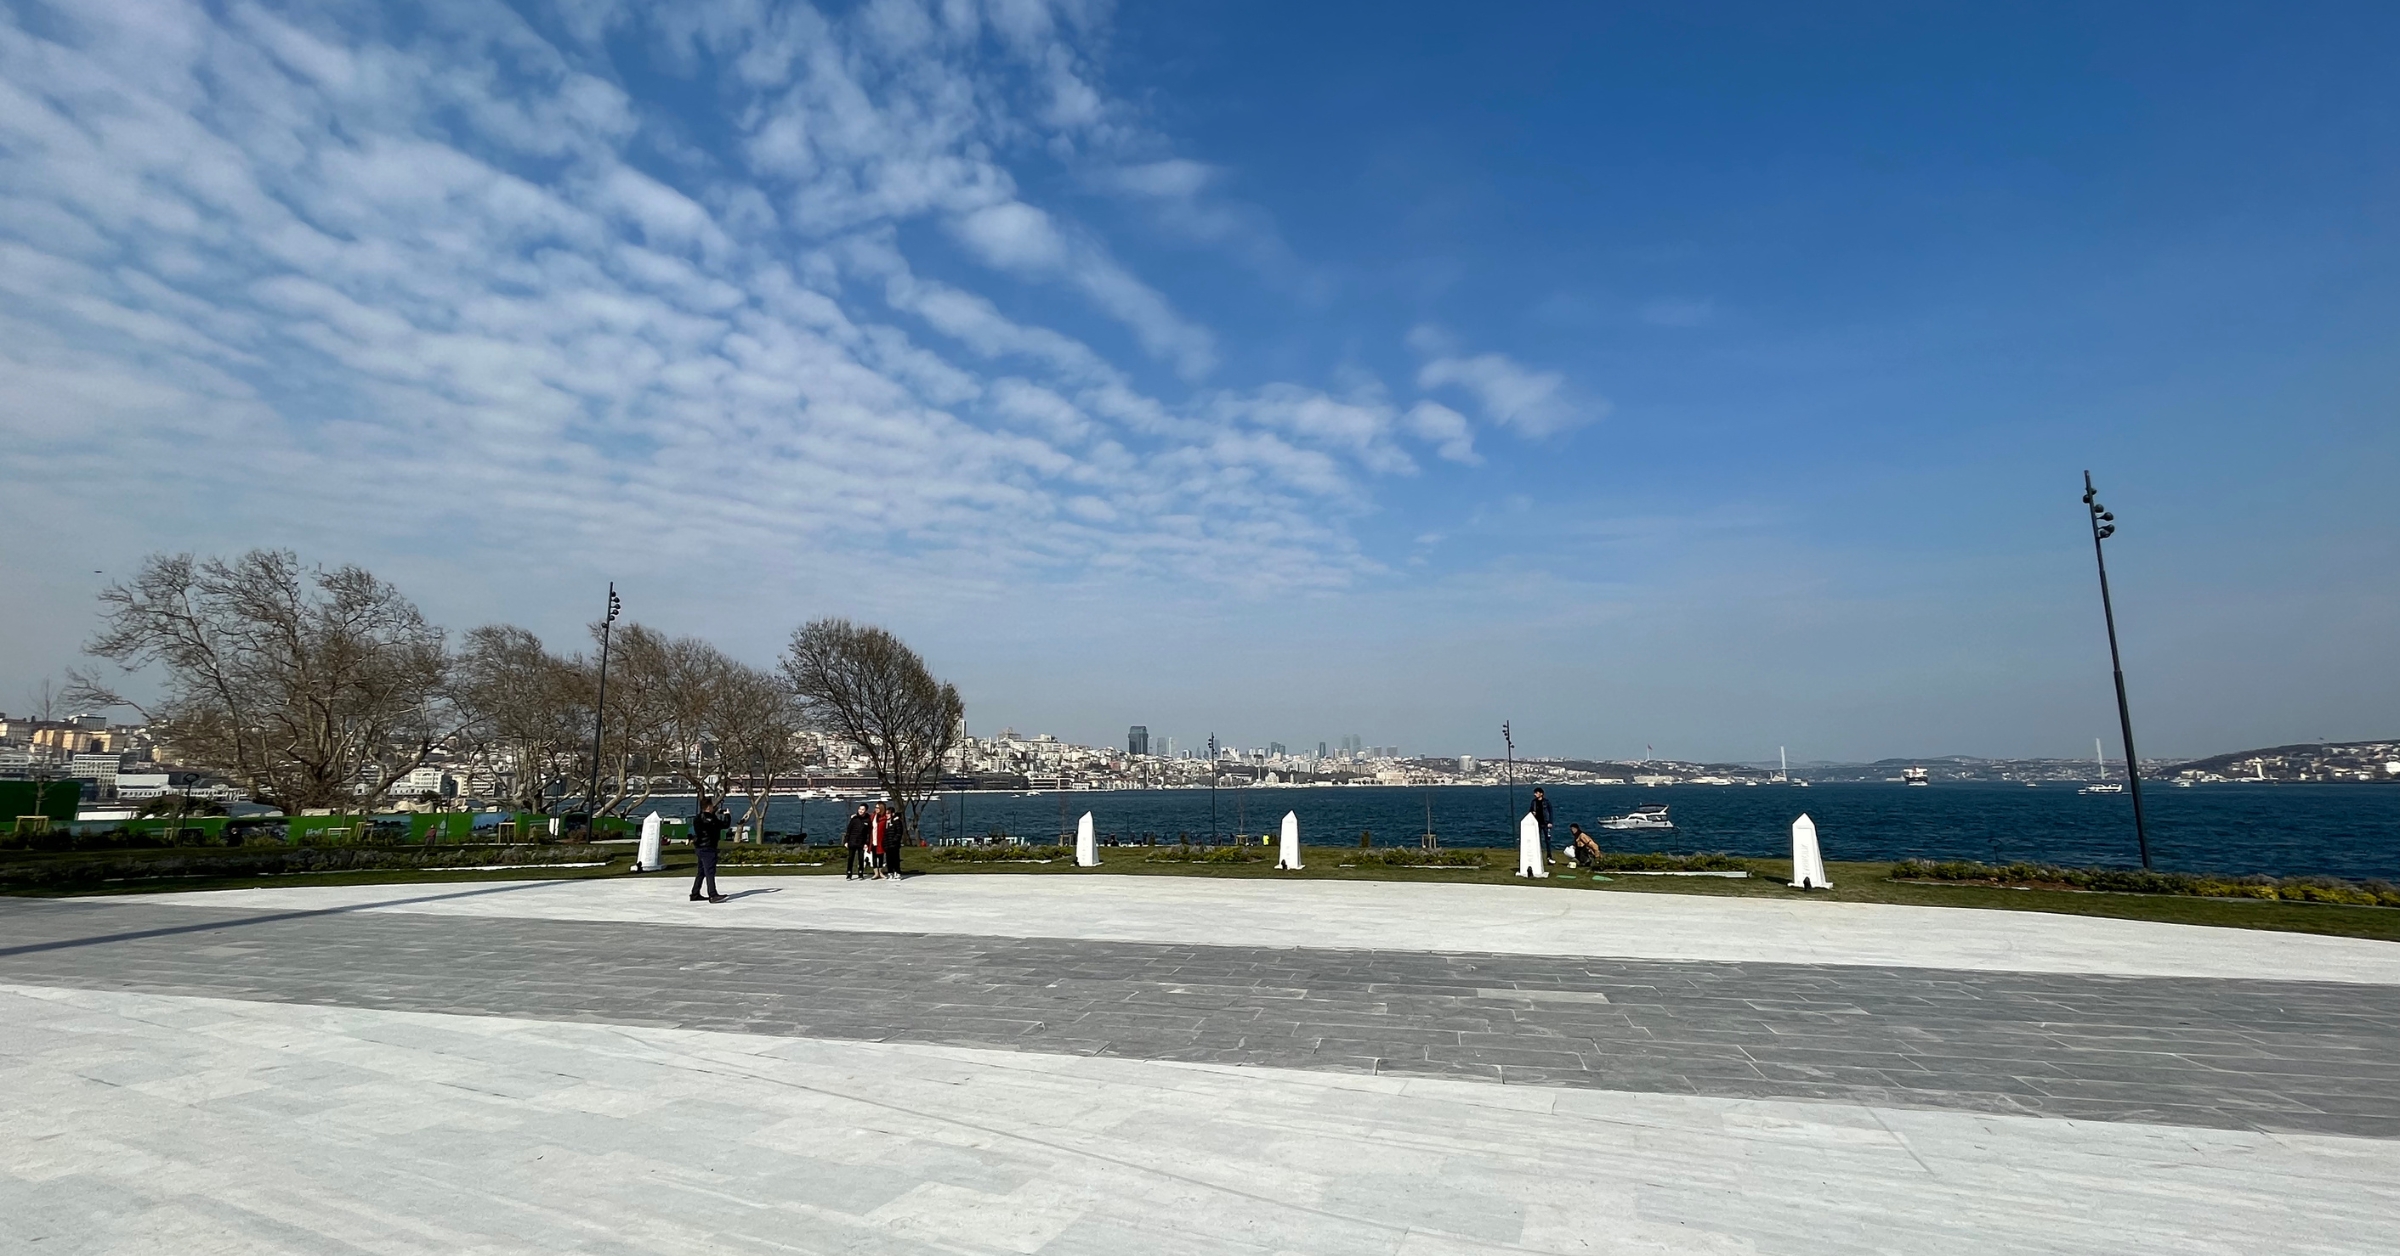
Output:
703,782,2400,880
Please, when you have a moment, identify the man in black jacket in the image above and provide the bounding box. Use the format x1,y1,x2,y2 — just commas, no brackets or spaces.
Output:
690,802,728,903
842,804,870,880
1528,787,1554,856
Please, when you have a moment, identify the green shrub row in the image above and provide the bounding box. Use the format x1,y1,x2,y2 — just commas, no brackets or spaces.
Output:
1580,851,1753,872
0,844,617,890
1143,845,1268,864
1339,848,1493,868
926,844,1074,863
1890,859,2400,907
715,846,833,865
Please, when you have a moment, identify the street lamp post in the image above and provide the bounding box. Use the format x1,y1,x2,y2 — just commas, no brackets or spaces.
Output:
585,583,621,840
1502,720,1516,840
1207,733,1219,845
2082,473,2152,870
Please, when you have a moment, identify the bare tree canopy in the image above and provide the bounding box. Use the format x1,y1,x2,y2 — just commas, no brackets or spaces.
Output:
452,625,585,811
781,618,962,826
77,550,453,813
715,661,805,834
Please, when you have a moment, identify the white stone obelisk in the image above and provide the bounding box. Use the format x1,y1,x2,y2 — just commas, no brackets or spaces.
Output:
1276,811,1303,870
1789,814,1831,889
637,811,663,872
1517,813,1548,878
1076,811,1099,867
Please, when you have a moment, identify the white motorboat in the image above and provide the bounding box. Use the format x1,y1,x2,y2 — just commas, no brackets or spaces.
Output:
1598,804,1674,831
2079,739,2123,794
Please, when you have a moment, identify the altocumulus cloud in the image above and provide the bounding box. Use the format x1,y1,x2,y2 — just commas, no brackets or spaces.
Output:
0,0,1578,619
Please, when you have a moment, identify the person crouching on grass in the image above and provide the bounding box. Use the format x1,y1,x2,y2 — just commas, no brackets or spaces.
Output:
690,801,728,903
1567,822,1603,870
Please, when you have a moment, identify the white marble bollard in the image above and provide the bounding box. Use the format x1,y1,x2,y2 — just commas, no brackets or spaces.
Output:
637,811,663,872
1276,811,1303,870
1076,811,1099,867
1789,814,1831,889
1517,813,1548,878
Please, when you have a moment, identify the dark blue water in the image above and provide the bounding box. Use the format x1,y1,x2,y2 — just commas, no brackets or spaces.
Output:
695,783,2400,880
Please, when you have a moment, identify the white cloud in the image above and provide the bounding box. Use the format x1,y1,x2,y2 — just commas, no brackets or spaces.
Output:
1408,325,1599,437
1405,400,1481,465
948,200,1217,378
0,0,1382,658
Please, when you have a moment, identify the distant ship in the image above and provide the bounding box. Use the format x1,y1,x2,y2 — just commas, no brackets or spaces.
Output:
1598,804,1674,831
2080,739,2124,794
1903,766,1929,787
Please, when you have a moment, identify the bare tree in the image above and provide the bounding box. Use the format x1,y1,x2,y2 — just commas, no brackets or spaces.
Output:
587,623,676,818
716,662,806,840
452,625,584,811
649,634,736,807
780,618,962,836
76,551,455,814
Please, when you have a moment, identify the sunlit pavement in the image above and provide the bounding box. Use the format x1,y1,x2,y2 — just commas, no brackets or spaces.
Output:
4,877,2396,1253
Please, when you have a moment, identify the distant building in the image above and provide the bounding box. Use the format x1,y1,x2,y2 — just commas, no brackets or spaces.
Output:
1269,742,1286,758
1127,725,1149,756
1317,741,1329,759
1459,755,1478,773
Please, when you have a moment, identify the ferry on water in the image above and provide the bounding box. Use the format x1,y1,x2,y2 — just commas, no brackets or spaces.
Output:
1903,766,1929,787
1598,804,1674,831
2080,739,2125,794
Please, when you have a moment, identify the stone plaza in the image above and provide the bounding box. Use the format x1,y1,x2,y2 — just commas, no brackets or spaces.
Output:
4,875,2397,1253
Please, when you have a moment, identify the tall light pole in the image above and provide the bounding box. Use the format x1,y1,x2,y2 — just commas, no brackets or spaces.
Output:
585,583,621,838
2082,473,2151,870
1502,720,1516,840
1207,733,1219,844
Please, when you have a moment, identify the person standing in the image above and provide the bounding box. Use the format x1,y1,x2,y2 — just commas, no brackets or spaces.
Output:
883,803,906,879
842,804,870,880
689,801,728,903
1528,787,1555,856
867,802,888,881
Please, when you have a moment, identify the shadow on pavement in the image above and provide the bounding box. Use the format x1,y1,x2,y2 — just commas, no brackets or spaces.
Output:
0,881,575,958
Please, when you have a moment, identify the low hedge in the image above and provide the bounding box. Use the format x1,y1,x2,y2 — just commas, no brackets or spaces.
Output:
1143,845,1268,864
1581,852,1753,873
0,843,617,890
716,845,832,865
925,844,1074,863
1339,848,1493,868
1890,859,2400,907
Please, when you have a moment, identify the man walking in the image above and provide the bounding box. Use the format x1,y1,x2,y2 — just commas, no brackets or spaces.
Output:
1528,787,1555,857
690,800,728,903
842,804,870,880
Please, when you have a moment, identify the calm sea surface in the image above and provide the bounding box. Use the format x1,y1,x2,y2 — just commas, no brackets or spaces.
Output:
691,782,2400,880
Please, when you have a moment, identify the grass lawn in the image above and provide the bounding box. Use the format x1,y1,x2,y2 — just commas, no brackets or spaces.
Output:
13,845,2399,943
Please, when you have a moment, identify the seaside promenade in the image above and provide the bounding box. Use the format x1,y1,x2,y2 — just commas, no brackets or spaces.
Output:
4,877,2397,1253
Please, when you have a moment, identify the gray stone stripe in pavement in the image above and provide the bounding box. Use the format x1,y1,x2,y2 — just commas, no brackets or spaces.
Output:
2,897,2396,1139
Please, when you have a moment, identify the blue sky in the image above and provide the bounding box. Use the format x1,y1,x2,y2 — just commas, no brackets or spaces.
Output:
3,0,2394,762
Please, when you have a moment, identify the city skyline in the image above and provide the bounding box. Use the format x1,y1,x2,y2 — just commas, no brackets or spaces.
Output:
4,2,2396,762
